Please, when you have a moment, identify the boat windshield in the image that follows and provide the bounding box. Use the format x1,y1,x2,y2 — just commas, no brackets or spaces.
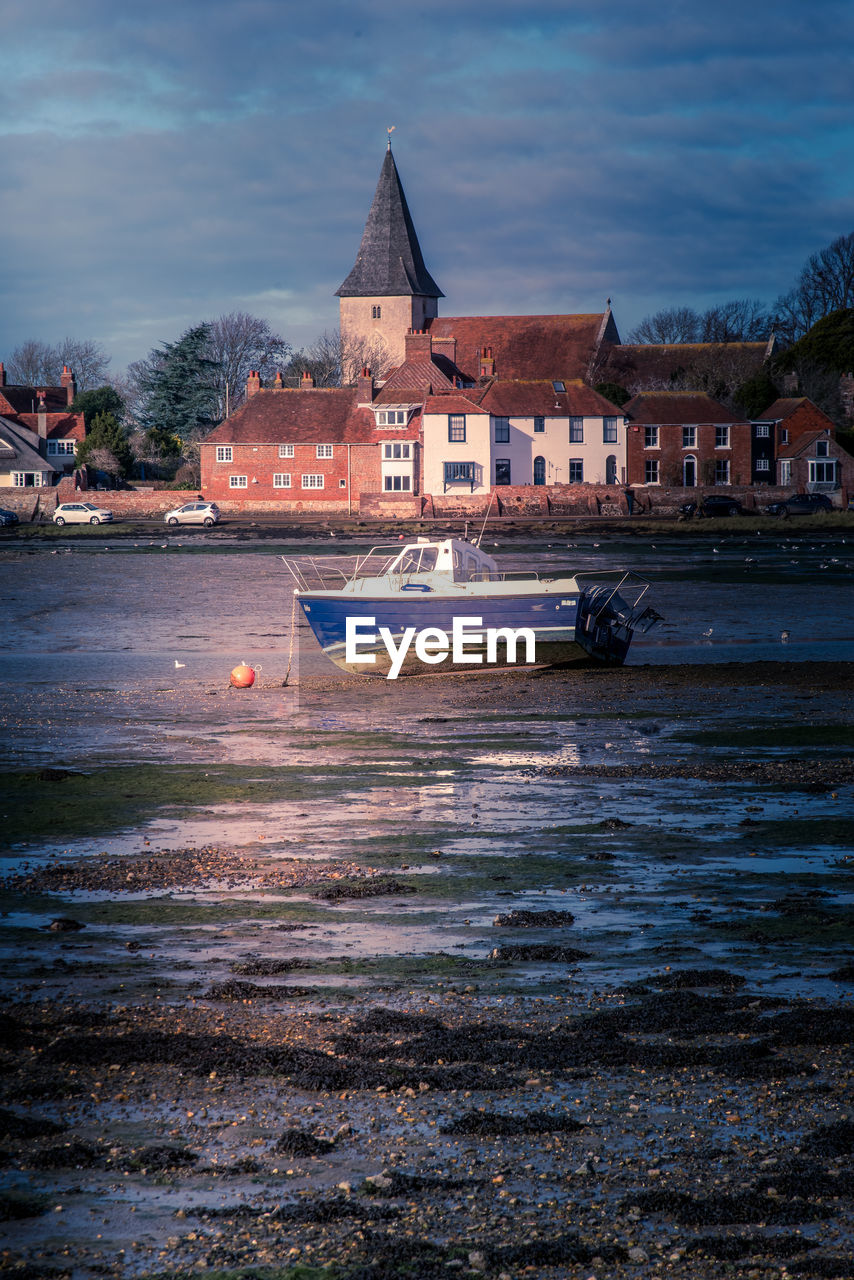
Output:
393,545,439,574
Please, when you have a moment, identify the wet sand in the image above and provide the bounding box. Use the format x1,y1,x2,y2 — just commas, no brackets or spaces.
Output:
1,657,853,1279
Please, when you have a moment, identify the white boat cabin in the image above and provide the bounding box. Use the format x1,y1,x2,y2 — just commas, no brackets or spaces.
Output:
386,537,499,584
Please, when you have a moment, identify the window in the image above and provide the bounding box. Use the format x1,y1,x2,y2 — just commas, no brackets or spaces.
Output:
495,459,511,486
383,475,411,491
816,439,829,457
448,415,466,442
13,472,45,487
780,460,792,484
569,458,584,484
216,446,233,462
715,459,730,485
755,458,769,472
273,473,292,488
494,417,510,443
781,429,789,444
603,417,618,443
278,444,294,458
376,409,407,425
47,440,75,455
645,459,659,484
316,444,333,458
682,426,696,448
533,416,545,434
383,442,411,459
644,426,659,448
229,475,247,488
552,380,565,393
569,417,583,443
715,426,730,448
755,424,770,438
339,478,347,488
444,461,474,482
809,460,836,483
371,304,381,319
302,474,324,489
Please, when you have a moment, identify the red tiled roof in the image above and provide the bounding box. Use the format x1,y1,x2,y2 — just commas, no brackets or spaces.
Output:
204,388,417,445
17,412,86,441
422,392,488,416
0,386,70,415
426,314,613,382
778,430,835,459
481,379,623,417
377,357,456,398
598,341,769,388
758,397,811,421
621,391,736,424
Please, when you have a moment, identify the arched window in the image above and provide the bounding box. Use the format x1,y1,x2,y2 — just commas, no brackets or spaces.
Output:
683,455,697,487
533,456,546,485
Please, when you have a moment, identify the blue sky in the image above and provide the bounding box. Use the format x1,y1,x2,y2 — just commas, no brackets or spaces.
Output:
2,0,853,375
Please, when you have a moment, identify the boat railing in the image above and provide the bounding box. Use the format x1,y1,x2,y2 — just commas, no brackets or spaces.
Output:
574,570,654,625
281,547,408,591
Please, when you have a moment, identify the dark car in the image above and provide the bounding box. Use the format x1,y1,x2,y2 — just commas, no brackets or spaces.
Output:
0,507,19,526
680,496,747,518
763,493,834,518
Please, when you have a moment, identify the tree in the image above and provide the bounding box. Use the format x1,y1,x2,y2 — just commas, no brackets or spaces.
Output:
76,411,133,479
7,337,110,390
772,308,854,425
69,385,126,426
773,232,854,343
594,382,630,407
288,329,394,387
203,312,292,418
732,370,780,418
699,299,771,342
136,324,221,441
627,307,700,344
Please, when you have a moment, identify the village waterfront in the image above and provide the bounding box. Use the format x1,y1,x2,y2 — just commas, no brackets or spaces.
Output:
1,523,853,1280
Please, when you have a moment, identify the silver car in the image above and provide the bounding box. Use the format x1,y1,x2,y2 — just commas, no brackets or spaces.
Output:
54,502,114,525
164,501,220,526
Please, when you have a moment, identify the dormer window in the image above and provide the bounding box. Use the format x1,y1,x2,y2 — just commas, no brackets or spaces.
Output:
552,380,565,393
375,409,409,427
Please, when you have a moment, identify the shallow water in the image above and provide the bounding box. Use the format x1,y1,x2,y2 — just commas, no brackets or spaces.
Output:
1,533,853,1004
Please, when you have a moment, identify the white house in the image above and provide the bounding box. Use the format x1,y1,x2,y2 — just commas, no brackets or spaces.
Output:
422,380,627,495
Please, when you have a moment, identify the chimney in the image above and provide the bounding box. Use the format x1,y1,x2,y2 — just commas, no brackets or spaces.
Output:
301,371,315,389
246,370,261,398
273,371,284,388
0,362,6,387
479,346,495,378
404,329,433,362
37,390,48,438
60,364,77,405
357,366,375,404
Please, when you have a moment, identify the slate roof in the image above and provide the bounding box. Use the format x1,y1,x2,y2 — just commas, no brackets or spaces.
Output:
0,417,53,471
621,391,737,424
336,149,443,300
425,312,617,383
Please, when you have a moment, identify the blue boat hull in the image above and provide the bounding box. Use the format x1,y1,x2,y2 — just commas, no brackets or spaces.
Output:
297,588,634,676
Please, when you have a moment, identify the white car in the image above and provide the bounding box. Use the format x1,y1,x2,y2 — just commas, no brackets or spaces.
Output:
164,501,220,526
54,502,114,525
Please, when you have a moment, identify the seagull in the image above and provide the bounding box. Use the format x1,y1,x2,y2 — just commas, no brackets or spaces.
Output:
702,627,713,637
781,631,790,643
174,660,186,668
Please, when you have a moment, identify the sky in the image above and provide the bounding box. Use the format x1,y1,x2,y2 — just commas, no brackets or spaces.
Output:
2,0,853,377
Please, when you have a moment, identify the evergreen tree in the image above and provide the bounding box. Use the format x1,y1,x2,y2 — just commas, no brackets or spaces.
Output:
68,385,125,426
138,324,221,441
76,411,134,478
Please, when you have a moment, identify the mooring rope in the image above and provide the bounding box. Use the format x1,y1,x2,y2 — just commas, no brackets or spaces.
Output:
283,590,297,686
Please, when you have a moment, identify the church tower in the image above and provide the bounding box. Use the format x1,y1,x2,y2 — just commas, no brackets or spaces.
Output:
336,143,443,370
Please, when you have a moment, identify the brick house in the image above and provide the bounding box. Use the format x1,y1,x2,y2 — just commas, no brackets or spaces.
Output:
200,369,422,513
0,363,86,489
622,391,751,489
776,429,853,501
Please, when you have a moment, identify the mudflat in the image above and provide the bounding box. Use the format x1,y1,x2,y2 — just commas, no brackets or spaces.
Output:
1,654,853,1279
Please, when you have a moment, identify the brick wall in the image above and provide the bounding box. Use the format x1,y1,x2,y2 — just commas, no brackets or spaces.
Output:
200,441,380,510
626,422,752,487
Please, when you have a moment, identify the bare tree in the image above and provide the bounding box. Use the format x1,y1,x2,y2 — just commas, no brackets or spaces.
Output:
626,307,701,344
290,329,393,387
699,299,772,342
7,340,61,386
203,312,292,418
773,231,854,343
56,338,111,391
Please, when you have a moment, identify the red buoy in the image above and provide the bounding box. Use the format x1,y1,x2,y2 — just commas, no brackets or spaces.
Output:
230,662,255,688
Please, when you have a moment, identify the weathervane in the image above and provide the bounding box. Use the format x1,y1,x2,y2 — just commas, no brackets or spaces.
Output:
387,125,396,151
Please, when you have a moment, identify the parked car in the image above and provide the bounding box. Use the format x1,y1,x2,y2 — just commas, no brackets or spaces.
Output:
680,496,747,518
163,501,220,526
763,493,834,517
53,502,114,525
0,507,19,526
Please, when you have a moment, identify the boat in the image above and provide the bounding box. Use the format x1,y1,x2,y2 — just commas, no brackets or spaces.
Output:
283,536,661,679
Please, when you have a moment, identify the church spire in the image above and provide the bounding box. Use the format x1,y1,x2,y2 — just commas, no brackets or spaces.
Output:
336,147,443,301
